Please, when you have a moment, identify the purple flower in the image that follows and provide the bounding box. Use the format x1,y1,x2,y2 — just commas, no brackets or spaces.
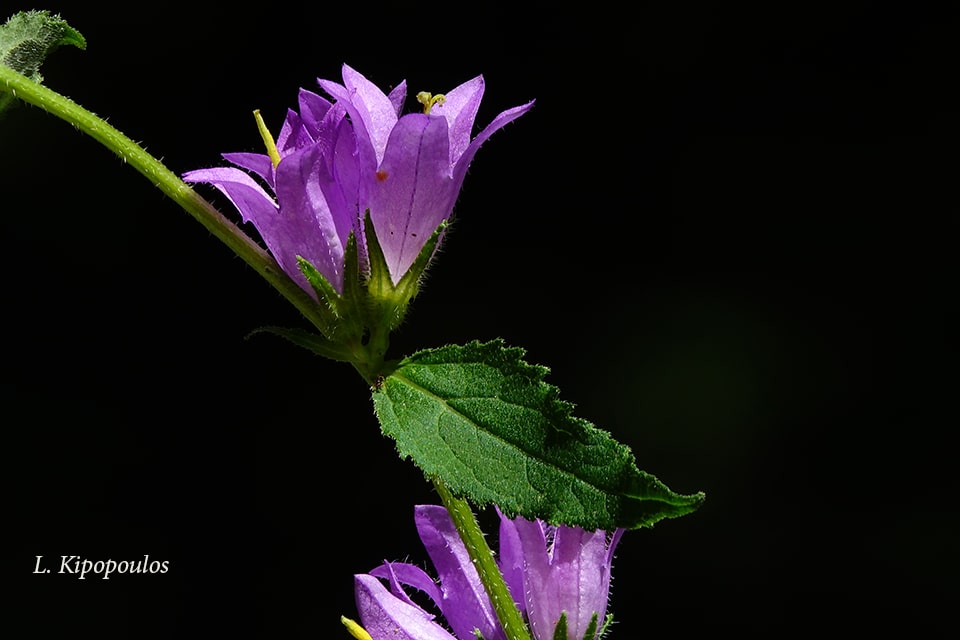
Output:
499,512,625,640
183,64,533,297
344,505,624,640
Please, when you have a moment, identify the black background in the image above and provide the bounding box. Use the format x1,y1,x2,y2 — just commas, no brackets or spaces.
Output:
4,1,955,636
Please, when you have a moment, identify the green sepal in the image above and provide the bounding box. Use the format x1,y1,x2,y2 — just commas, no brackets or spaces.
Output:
296,256,342,314
393,218,447,307
340,231,367,333
295,256,342,337
362,210,447,333
246,326,356,363
552,612,568,640
372,339,705,531
362,210,395,317
597,614,614,639
284,214,449,378
581,612,598,640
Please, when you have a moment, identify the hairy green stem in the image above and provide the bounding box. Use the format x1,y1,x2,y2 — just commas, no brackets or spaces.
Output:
434,479,533,640
0,65,328,333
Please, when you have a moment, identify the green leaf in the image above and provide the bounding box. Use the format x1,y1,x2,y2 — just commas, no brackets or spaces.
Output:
0,10,85,80
372,339,705,531
1,10,85,113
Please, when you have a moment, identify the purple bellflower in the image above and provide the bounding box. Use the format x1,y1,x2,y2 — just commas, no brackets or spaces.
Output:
342,505,624,640
183,65,533,299
499,511,625,640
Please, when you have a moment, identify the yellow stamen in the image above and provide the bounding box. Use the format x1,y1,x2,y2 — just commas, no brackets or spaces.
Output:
416,91,446,114
341,616,375,640
253,109,282,168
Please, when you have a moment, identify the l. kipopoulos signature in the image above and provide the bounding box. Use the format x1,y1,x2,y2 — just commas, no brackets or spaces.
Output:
32,555,169,579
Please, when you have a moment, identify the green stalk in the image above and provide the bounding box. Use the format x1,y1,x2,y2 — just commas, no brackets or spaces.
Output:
0,65,328,333
3,68,531,636
434,479,533,640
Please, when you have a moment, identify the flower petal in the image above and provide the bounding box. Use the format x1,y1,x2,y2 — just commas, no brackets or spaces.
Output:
387,80,407,116
368,113,454,283
320,65,399,169
181,166,277,226
272,144,346,292
324,115,364,254
429,75,484,165
509,517,559,640
549,527,611,639
507,515,622,640
452,100,535,191
183,165,330,296
296,88,333,138
354,574,457,640
317,74,380,209
276,107,312,156
415,505,506,640
340,63,401,165
369,561,444,610
221,152,274,186
496,509,528,617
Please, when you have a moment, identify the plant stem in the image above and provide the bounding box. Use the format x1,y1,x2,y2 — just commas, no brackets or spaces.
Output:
0,65,328,333
434,479,533,640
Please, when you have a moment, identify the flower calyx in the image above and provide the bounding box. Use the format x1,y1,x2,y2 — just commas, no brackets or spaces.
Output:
281,211,446,383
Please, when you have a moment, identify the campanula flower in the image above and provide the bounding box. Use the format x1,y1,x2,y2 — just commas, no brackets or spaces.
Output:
499,511,624,640
183,64,533,299
342,505,623,640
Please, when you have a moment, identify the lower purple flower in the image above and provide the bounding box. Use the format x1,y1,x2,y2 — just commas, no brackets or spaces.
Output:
499,511,625,640
344,505,624,640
